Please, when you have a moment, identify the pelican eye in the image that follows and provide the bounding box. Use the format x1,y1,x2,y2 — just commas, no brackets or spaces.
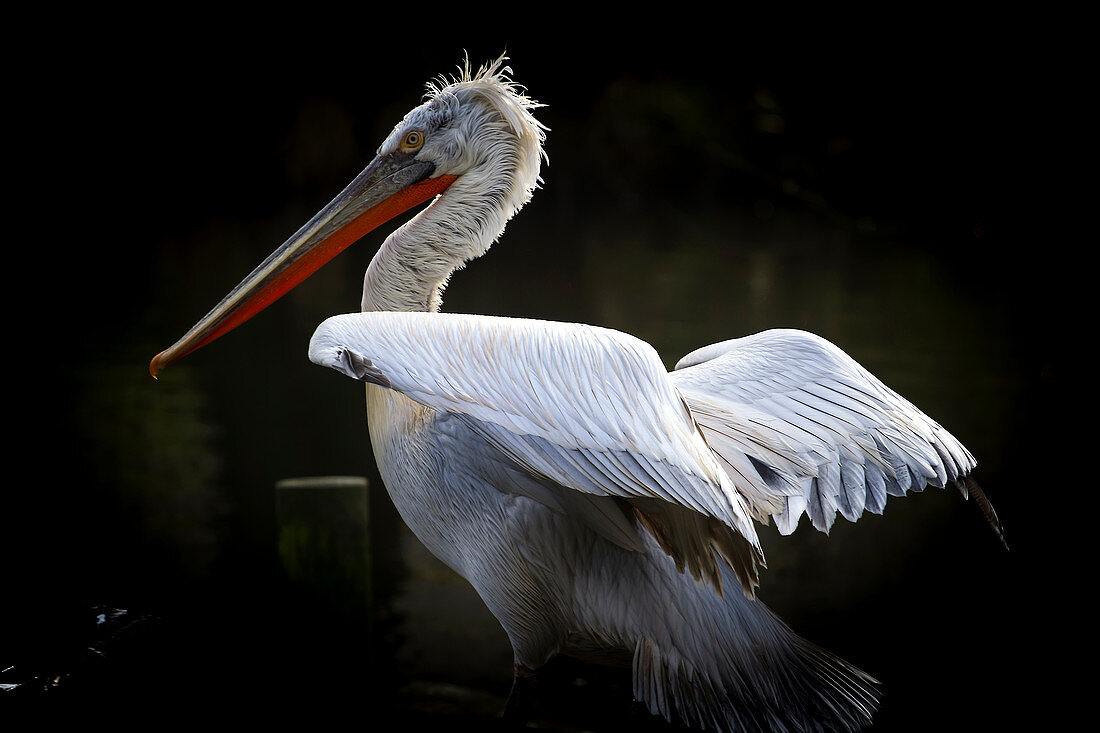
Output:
400,130,425,152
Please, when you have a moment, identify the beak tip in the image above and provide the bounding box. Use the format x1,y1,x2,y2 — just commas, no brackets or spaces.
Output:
150,351,168,379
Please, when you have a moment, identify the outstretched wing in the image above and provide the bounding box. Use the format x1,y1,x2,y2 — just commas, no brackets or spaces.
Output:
309,311,767,594
671,329,999,539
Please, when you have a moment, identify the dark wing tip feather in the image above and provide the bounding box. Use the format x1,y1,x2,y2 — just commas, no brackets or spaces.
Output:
957,476,1009,551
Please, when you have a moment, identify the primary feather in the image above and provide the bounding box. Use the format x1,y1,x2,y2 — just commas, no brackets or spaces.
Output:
672,328,980,535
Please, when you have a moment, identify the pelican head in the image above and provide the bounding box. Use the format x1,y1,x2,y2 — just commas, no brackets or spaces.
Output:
385,56,547,221
150,55,546,377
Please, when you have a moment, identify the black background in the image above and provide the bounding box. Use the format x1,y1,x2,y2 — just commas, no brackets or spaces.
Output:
5,13,1066,731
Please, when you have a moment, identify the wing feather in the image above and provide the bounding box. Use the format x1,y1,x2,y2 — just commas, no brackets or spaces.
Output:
309,311,765,593
671,328,991,536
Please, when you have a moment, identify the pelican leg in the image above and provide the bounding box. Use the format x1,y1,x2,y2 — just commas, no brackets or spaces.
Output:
502,663,538,726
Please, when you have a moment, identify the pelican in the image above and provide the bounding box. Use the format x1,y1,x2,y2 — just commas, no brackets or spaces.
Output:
151,57,1004,731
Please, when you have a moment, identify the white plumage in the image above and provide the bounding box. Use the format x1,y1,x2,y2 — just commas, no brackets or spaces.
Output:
154,55,1004,732
310,310,765,595
309,59,1000,730
671,328,979,535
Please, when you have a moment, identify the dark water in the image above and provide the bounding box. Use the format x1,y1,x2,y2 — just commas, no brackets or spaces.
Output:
7,33,1055,731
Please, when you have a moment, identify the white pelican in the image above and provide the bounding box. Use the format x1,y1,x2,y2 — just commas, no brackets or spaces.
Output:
151,57,1004,731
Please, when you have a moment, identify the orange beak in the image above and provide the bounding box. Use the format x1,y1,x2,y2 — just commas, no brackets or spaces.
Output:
150,151,456,377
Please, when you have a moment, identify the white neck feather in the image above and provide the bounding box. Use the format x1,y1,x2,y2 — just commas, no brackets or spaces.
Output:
361,167,518,313
361,59,546,314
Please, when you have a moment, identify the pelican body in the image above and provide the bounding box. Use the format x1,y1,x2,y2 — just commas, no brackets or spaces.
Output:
152,58,1003,732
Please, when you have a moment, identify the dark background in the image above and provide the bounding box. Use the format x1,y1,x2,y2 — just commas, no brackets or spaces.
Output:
5,15,1064,731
